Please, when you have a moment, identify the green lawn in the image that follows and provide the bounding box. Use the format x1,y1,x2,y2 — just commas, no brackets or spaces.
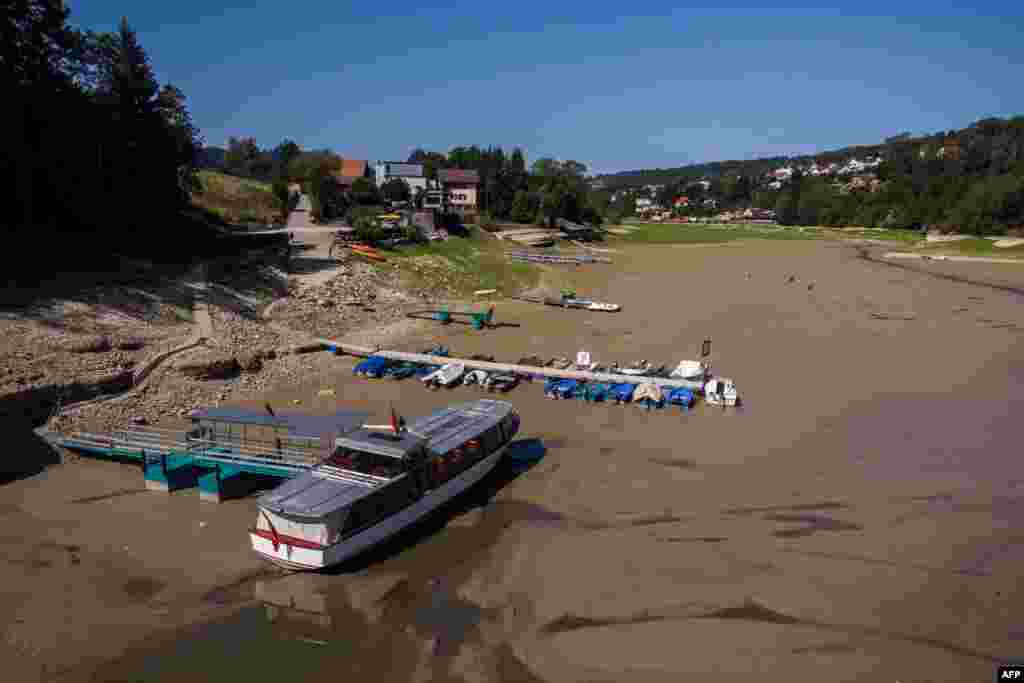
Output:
617,223,820,244
921,237,1024,257
386,228,541,293
615,221,929,245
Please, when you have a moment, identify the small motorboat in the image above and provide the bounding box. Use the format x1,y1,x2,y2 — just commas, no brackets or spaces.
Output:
463,369,490,387
545,357,573,370
619,360,654,376
543,378,562,398
669,360,708,385
354,356,389,378
349,244,387,262
484,373,519,393
704,377,740,407
666,387,696,410
583,382,613,402
437,363,466,387
384,362,418,380
413,363,440,379
551,379,580,400
633,383,665,410
563,298,621,312
586,302,621,312
612,383,637,404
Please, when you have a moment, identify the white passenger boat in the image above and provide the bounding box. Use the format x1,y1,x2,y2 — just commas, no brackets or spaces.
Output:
251,400,520,571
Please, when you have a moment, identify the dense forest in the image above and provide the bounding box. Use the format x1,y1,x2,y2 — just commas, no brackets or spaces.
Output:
4,1,209,270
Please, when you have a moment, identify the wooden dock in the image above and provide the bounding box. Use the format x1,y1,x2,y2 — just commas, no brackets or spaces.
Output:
506,251,612,265
320,342,704,390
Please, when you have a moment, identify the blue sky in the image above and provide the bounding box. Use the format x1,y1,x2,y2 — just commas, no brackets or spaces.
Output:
69,1,1024,174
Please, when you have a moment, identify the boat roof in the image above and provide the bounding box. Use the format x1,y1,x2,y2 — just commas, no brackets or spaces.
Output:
410,399,512,454
259,466,384,518
188,407,369,439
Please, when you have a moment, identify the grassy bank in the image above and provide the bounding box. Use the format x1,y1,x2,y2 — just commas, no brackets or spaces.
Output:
193,171,279,225
386,228,541,294
613,222,821,244
921,237,1024,258
612,221,926,245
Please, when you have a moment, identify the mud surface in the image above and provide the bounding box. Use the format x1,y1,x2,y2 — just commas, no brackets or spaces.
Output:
3,240,1024,682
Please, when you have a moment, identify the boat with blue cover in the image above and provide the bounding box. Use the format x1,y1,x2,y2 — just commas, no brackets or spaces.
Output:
666,387,696,410
612,383,637,404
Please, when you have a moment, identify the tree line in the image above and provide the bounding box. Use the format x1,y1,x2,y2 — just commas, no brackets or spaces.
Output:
601,116,1024,234
4,1,206,266
771,117,1024,233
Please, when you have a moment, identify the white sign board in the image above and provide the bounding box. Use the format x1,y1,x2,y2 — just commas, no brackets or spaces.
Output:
447,188,477,206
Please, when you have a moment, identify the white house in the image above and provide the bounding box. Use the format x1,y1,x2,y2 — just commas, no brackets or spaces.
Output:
374,161,428,196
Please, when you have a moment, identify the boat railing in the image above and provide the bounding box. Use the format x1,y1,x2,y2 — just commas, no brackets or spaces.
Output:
47,428,325,468
315,464,390,486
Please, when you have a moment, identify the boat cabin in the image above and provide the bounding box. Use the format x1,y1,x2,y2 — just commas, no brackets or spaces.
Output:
186,407,368,461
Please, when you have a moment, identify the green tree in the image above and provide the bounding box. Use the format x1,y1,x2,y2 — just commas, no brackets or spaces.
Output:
350,176,380,205
381,178,411,203
510,190,536,223
271,177,295,223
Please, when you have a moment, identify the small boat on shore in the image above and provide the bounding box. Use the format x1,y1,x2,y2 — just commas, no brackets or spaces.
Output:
619,360,654,376
423,363,465,389
462,369,489,387
704,377,740,407
251,400,520,570
633,383,665,409
563,298,621,312
350,245,387,262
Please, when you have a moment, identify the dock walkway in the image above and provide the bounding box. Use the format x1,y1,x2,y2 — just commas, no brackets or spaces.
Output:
35,426,320,502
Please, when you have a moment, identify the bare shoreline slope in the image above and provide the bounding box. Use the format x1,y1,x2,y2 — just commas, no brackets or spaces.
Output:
2,239,1023,683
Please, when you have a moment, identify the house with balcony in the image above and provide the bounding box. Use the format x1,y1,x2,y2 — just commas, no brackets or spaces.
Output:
437,169,480,218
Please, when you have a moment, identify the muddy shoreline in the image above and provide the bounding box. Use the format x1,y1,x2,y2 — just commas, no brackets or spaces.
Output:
3,239,1024,682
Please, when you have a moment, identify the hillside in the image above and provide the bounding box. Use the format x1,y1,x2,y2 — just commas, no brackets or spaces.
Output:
595,116,1024,189
192,170,281,226
596,116,1024,234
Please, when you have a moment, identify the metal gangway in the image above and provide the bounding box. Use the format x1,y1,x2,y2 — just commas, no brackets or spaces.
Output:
36,426,326,502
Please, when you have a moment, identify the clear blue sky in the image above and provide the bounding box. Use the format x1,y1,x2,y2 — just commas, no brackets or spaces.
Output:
69,0,1024,174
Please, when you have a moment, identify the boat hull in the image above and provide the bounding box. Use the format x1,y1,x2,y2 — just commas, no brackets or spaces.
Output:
251,442,508,571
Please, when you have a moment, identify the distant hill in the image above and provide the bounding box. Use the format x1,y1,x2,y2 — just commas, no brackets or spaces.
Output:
594,116,1024,234
595,143,895,189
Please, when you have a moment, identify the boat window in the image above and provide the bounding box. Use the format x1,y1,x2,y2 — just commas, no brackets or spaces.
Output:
326,448,403,479
343,476,417,535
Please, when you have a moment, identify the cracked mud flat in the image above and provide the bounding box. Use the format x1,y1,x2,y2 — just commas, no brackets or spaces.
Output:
2,240,1024,682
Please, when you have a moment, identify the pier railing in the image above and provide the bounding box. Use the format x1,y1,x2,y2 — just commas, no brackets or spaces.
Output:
40,427,325,469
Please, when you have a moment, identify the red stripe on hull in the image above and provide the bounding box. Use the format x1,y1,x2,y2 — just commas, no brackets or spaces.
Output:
250,527,327,551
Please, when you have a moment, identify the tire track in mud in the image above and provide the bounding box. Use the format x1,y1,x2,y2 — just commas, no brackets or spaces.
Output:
540,598,1007,664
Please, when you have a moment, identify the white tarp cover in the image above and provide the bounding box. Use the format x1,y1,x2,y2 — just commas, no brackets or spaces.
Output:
633,383,663,403
257,508,346,546
671,360,705,379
